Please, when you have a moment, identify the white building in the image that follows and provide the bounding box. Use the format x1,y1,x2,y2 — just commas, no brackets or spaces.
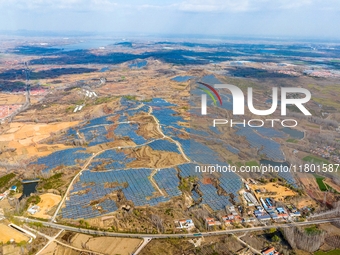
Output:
27,205,40,215
176,219,195,229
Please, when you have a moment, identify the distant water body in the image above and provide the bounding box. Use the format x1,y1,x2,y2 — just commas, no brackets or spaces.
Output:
58,40,114,51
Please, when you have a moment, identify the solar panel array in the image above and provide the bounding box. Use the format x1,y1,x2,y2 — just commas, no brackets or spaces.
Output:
87,149,135,171
98,199,118,213
145,98,176,107
61,168,181,219
191,75,234,112
253,127,286,138
153,108,186,131
31,147,91,173
219,176,242,203
85,115,114,128
173,137,225,164
125,105,149,117
199,181,232,211
192,190,201,201
120,97,141,108
209,126,221,134
236,127,285,161
79,126,112,146
226,144,240,154
278,171,297,187
35,95,250,218
177,163,241,209
114,123,147,145
171,75,195,82
162,126,185,137
153,168,181,197
260,161,297,187
219,94,233,111
200,74,222,84
189,129,210,137
148,139,180,154
119,114,128,122
178,163,202,178
61,174,122,219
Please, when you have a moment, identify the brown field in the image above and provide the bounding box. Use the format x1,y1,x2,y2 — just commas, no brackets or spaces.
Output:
295,197,317,209
44,244,79,255
1,122,79,142
67,233,142,255
0,121,78,162
127,146,187,169
298,173,324,201
250,182,297,201
297,173,339,207
324,178,340,193
0,93,26,104
2,245,23,255
0,223,29,243
33,193,61,219
0,197,13,210
140,235,244,255
39,242,58,255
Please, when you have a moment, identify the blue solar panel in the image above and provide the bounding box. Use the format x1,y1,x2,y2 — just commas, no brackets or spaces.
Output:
87,149,135,171
114,123,147,145
86,115,114,127
178,163,202,178
199,181,232,211
173,137,225,164
148,139,180,153
153,168,181,197
209,126,221,134
61,168,178,219
226,144,239,154
253,127,286,138
79,126,112,146
30,147,91,173
236,126,285,161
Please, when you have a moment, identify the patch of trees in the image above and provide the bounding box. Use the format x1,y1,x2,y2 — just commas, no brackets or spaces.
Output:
282,226,325,252
325,235,340,248
0,173,16,189
289,112,339,129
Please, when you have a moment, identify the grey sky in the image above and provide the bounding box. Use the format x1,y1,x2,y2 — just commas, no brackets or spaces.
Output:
0,0,339,38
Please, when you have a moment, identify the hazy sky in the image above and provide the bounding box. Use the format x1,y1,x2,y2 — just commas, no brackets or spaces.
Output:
0,0,339,39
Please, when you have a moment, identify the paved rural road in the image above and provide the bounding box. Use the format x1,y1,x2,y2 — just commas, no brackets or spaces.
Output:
18,216,340,239
25,225,105,255
133,237,153,255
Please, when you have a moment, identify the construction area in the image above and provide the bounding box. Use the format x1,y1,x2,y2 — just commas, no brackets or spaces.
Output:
249,182,297,202
33,193,61,219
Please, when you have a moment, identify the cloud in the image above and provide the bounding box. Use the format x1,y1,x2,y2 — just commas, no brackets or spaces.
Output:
175,0,339,13
0,0,118,11
0,0,338,13
177,0,251,12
